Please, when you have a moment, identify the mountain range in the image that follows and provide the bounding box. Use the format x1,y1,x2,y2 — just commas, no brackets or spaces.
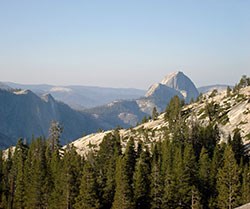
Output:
69,85,250,156
3,82,145,110
0,71,230,149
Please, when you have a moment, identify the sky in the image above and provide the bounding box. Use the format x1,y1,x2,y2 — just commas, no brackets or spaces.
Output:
0,0,249,89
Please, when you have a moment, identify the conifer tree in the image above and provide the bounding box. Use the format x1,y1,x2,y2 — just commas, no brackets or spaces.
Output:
24,138,48,209
191,186,202,209
230,130,245,164
48,147,65,209
198,147,211,209
62,145,82,209
163,144,180,208
0,150,3,208
112,138,136,209
48,120,63,153
150,145,163,209
134,148,151,209
152,107,159,120
180,144,197,207
1,149,13,209
209,143,224,208
75,161,100,209
241,164,250,204
95,132,121,208
217,145,241,209
12,139,28,209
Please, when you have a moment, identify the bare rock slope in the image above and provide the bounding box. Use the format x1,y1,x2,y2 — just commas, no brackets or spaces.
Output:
68,86,250,156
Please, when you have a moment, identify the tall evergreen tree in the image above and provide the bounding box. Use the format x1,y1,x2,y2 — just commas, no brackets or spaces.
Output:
134,148,151,209
241,164,250,204
75,161,100,209
198,147,211,209
230,130,245,164
1,149,13,209
48,120,63,153
150,145,163,209
24,138,48,209
62,145,82,209
217,145,241,209
152,107,159,120
0,150,3,209
95,132,121,208
112,138,136,209
12,139,28,209
163,144,181,208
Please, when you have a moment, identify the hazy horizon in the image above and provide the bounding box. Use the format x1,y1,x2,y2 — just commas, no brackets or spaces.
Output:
1,1,249,89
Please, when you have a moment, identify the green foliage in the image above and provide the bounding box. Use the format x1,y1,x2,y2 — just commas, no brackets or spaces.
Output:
75,162,100,209
0,150,3,208
134,148,151,209
217,146,241,209
152,107,159,120
209,89,218,98
241,164,250,204
112,157,135,209
165,96,184,127
204,101,220,121
150,147,163,209
1,116,250,209
229,131,245,164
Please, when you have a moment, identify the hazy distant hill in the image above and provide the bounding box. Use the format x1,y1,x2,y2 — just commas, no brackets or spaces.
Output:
4,82,145,110
0,89,108,148
69,85,250,156
0,71,205,148
198,84,231,94
84,71,199,126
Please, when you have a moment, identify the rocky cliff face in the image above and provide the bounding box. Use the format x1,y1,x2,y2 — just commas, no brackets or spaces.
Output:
0,89,107,148
160,71,199,103
68,86,250,156
84,71,200,126
140,71,199,114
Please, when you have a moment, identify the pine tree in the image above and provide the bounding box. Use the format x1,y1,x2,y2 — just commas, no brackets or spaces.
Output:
241,164,250,204
95,132,121,208
217,145,241,209
112,138,136,209
180,144,197,208
75,161,100,209
191,186,202,209
48,148,65,209
163,144,181,208
152,107,159,120
0,150,3,208
230,130,245,164
208,143,224,208
48,120,63,153
134,148,151,209
24,138,48,209
150,145,163,209
1,149,13,209
62,145,82,209
198,147,211,209
12,139,28,209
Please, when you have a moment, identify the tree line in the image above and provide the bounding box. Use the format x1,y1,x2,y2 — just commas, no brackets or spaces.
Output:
0,120,249,209
1,75,250,209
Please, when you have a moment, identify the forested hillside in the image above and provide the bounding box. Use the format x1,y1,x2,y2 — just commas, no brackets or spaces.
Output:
0,76,250,209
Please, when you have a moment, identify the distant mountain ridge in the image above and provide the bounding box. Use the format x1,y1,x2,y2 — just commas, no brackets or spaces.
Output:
0,88,110,148
0,71,208,148
198,84,232,94
4,82,146,110
69,85,250,156
84,71,200,126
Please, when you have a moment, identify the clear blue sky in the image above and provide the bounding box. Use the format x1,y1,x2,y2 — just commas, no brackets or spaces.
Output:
0,0,249,89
